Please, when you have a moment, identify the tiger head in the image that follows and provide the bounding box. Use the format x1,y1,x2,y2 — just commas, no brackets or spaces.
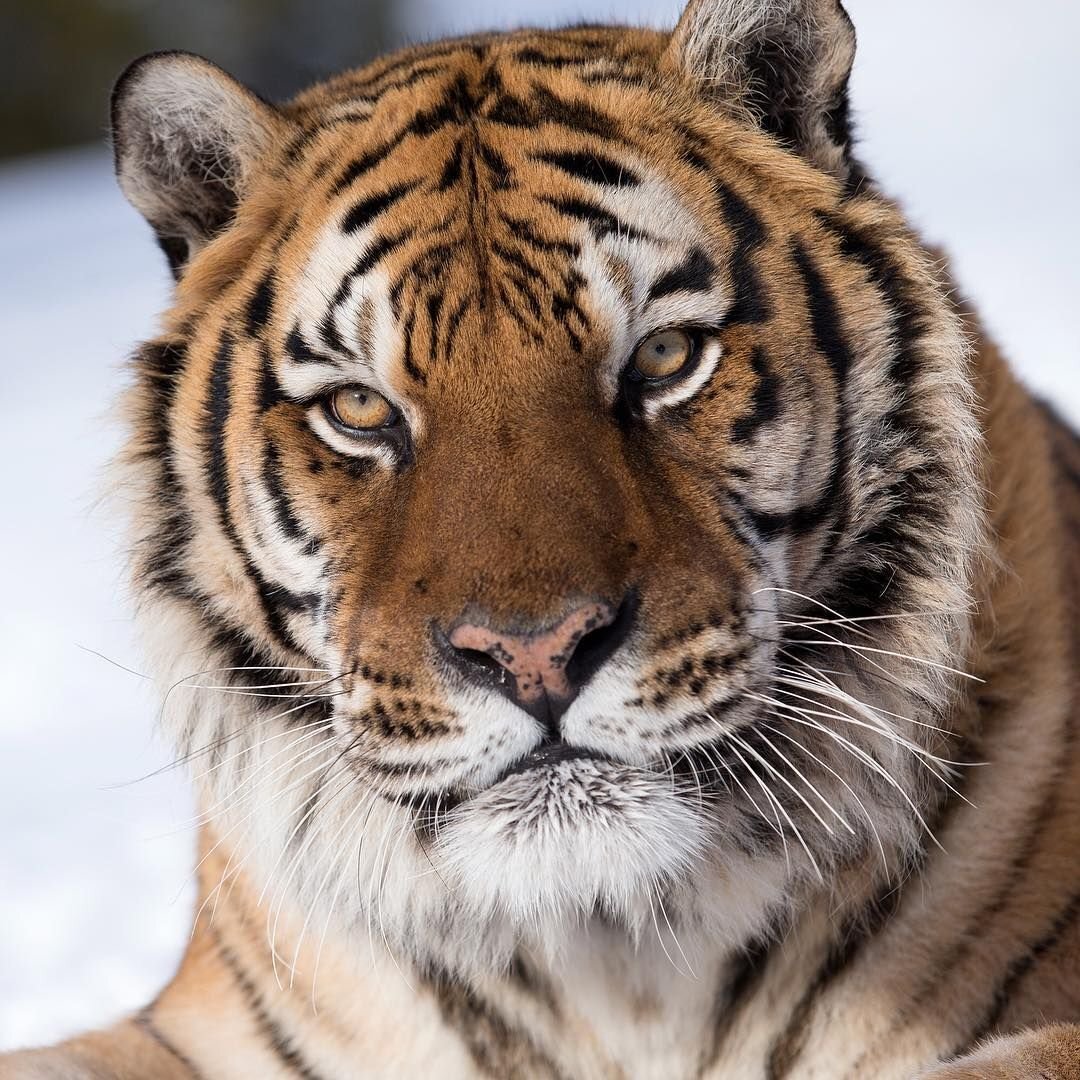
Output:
113,0,983,969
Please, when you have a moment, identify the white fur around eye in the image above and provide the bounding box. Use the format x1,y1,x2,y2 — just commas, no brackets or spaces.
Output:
306,406,399,467
641,339,723,419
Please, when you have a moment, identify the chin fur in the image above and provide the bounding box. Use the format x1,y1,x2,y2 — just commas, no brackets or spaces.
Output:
434,759,708,930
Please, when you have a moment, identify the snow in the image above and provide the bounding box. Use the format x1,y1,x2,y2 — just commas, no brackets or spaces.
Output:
1,0,1077,1052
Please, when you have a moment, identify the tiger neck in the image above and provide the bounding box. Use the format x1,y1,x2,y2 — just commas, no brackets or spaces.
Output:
157,825,887,1079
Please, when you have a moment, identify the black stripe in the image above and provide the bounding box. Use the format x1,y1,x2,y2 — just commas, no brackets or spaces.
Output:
791,241,853,381
731,346,780,443
205,332,316,648
135,341,195,598
349,224,419,279
331,139,399,195
500,213,580,258
342,181,418,234
532,149,639,187
284,326,333,366
811,212,954,609
438,139,465,189
551,270,589,352
389,239,459,316
702,932,782,1069
960,891,1080,1051
208,626,290,692
427,966,565,1079
713,181,771,326
246,275,275,336
136,1009,203,1078
540,194,652,242
504,272,544,323
487,85,619,141
647,247,716,302
336,52,464,95
342,62,450,103
213,930,329,1080
426,291,445,355
813,212,925,421
492,240,548,289
442,295,471,362
308,224,420,359
405,73,473,138
722,241,851,545
206,333,236,534
258,347,286,412
766,882,910,1078
262,440,314,546
727,436,843,541
512,48,590,69
479,141,514,189
400,305,427,384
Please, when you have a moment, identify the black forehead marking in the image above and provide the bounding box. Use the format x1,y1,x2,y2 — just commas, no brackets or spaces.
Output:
532,149,641,188
342,180,420,235
647,247,717,303
304,46,661,384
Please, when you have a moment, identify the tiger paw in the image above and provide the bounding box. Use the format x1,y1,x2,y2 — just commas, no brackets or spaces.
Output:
916,1025,1080,1079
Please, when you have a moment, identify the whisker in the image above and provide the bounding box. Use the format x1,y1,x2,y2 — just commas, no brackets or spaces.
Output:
725,732,825,882
758,720,889,869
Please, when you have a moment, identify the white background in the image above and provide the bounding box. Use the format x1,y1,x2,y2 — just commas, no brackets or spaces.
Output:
2,0,1078,1051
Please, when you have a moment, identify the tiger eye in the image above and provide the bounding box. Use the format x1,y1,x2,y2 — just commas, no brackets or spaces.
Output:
327,385,395,430
632,329,694,380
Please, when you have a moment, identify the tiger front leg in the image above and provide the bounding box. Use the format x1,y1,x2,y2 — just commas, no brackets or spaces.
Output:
916,1024,1080,1079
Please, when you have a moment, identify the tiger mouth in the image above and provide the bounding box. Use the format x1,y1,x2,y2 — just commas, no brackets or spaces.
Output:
401,744,618,826
493,743,611,784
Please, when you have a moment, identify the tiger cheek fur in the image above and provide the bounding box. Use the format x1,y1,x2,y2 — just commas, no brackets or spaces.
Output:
5,2,1080,1079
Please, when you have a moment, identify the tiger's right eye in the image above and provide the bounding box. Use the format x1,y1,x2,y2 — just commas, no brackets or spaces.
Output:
325,385,397,432
631,329,696,382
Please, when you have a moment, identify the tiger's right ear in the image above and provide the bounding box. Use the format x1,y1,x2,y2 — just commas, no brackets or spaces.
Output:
111,51,285,276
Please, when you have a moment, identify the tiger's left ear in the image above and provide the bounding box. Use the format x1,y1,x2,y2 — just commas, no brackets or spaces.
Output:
663,0,859,181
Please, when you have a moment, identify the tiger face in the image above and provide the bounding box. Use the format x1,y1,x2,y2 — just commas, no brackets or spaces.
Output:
113,1,983,967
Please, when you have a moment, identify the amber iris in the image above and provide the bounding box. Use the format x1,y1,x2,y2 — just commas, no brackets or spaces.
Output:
327,385,395,430
632,329,694,380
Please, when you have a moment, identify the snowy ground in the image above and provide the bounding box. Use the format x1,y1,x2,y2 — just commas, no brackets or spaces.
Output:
1,0,1077,1053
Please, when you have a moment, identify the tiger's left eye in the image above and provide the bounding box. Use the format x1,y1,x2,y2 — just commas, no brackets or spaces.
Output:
326,385,396,431
632,329,695,381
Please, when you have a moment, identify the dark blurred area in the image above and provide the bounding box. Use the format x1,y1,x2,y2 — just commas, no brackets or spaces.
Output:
0,0,396,159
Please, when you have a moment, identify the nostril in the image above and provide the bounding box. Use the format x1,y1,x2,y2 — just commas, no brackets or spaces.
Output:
564,591,638,691
439,591,639,711
453,646,508,680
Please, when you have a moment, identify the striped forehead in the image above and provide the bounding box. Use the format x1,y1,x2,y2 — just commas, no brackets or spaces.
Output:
276,142,727,399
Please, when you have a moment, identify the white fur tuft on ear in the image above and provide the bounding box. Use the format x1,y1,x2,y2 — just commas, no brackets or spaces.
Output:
110,51,284,274
664,0,859,180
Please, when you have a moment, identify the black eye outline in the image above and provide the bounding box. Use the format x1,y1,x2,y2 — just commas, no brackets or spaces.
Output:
622,328,704,388
620,324,708,403
322,384,401,435
315,385,413,465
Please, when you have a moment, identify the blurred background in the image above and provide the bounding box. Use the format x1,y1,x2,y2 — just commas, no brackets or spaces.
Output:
1,0,1077,1054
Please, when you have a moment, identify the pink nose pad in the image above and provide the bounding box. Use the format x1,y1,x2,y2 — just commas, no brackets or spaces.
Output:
448,602,616,704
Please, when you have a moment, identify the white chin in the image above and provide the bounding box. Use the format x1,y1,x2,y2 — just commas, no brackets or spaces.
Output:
435,758,707,927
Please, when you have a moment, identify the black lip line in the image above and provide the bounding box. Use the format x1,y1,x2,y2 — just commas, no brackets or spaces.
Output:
495,743,611,784
392,745,613,818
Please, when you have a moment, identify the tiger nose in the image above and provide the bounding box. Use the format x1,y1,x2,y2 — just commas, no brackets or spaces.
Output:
445,596,636,732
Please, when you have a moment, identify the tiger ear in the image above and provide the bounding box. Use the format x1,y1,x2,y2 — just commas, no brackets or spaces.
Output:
110,51,285,276
663,0,859,181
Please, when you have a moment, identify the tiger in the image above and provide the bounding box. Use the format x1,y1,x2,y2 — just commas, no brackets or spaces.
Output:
4,0,1080,1076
